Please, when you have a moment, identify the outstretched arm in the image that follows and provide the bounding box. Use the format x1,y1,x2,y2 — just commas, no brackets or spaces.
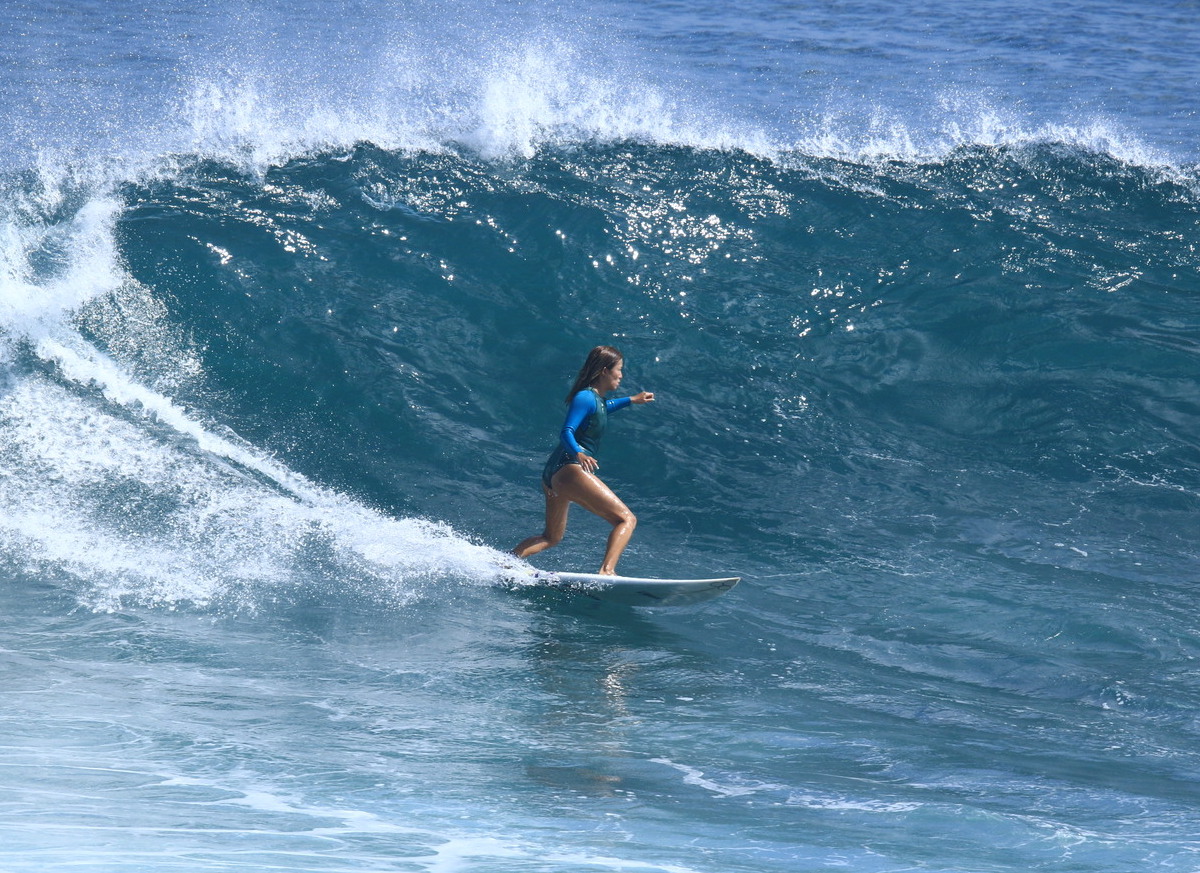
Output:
605,391,654,414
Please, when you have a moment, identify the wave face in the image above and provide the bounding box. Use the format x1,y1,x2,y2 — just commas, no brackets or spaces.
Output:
3,1,1200,871
107,142,1200,583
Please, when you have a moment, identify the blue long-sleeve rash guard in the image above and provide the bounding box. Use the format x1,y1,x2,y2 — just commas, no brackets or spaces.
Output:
560,390,632,456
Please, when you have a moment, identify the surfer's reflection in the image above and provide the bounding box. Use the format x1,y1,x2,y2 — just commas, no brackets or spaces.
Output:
519,617,673,797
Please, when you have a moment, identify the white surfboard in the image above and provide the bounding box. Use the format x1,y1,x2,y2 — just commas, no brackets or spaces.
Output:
524,571,739,607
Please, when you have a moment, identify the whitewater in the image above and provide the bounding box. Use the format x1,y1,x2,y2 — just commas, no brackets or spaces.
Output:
2,1,1199,871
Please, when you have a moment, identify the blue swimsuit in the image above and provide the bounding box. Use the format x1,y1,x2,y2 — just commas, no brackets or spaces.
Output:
541,388,633,489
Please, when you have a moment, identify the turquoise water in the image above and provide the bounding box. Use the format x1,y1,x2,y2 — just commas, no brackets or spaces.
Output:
2,1,1199,870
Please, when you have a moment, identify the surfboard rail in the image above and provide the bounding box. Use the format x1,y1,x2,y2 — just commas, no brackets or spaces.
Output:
514,570,739,607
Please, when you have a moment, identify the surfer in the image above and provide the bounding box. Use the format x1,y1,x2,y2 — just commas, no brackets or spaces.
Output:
512,345,654,575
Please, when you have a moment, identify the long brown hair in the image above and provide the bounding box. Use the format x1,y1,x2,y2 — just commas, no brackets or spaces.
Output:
565,345,623,403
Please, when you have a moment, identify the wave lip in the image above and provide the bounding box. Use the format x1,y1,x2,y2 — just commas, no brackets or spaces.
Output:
789,103,1179,169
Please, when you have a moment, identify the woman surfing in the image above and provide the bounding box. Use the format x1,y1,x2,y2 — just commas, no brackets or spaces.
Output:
512,346,654,575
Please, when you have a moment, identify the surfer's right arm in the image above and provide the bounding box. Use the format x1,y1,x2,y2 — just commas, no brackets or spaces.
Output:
560,390,600,473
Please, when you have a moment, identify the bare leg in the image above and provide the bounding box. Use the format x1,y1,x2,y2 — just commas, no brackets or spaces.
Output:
544,465,637,575
512,484,571,559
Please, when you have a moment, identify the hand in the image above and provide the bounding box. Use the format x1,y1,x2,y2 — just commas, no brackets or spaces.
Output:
577,453,599,474
632,391,655,404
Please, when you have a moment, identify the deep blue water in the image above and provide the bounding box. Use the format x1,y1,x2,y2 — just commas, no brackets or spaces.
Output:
2,1,1199,871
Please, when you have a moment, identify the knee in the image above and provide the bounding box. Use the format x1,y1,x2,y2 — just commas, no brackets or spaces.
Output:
543,530,564,548
618,510,636,530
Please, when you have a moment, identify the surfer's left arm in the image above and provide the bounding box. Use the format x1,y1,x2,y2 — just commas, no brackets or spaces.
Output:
605,392,654,413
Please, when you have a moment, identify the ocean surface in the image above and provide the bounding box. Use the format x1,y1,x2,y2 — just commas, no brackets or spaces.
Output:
2,0,1199,870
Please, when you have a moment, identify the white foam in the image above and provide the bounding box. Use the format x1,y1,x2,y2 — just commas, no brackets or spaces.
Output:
5,16,1188,189
162,38,771,173
0,358,506,612
155,53,1193,187
0,177,508,614
151,772,707,872
0,193,124,332
651,757,784,799
786,101,1178,171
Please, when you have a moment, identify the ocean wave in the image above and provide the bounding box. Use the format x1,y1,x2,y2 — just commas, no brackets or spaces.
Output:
2,130,1197,612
